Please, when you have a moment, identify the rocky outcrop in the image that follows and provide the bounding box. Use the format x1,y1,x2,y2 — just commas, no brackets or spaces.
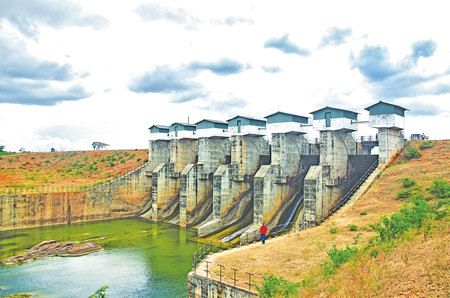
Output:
1,240,103,265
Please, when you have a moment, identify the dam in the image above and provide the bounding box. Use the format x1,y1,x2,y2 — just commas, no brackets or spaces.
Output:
0,101,408,297
0,101,407,240
140,100,407,243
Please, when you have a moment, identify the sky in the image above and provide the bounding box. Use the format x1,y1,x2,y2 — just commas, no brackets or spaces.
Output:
1,0,449,152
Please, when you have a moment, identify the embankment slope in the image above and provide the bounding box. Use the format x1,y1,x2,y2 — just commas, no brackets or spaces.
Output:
209,140,450,296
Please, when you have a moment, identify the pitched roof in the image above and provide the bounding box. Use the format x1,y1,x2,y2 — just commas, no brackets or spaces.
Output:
226,115,266,122
195,119,228,125
264,111,309,119
309,106,358,115
148,125,170,129
364,101,409,111
170,122,196,127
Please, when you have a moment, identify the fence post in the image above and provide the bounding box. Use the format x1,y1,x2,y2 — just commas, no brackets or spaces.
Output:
248,273,251,291
220,265,222,282
206,261,209,278
234,269,237,286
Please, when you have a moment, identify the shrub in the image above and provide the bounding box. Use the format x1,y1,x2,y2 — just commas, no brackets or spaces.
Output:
400,178,417,188
120,159,125,164
396,188,414,200
144,159,148,162
254,275,300,298
320,244,359,277
360,211,367,215
348,224,358,231
404,148,422,160
329,227,339,234
136,158,141,162
370,197,438,242
419,141,434,150
427,178,450,199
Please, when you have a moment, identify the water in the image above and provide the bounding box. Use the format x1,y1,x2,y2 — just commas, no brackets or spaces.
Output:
0,217,201,297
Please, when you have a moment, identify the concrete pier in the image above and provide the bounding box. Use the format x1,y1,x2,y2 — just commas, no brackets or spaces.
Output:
179,137,230,227
198,134,268,236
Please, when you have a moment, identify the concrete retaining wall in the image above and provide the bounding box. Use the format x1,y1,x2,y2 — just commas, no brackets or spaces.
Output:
188,272,259,298
0,163,152,231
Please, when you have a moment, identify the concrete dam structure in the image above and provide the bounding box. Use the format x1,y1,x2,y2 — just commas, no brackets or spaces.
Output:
143,101,408,238
0,101,407,237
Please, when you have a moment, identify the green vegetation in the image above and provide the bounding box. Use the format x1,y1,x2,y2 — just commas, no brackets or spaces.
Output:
419,140,434,150
254,275,300,298
400,177,417,188
396,178,421,200
88,285,109,297
347,224,358,231
329,227,339,234
427,178,450,199
404,148,422,160
359,211,367,215
256,178,450,295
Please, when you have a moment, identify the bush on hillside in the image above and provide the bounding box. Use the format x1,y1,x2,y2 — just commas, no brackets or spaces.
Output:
427,178,450,199
419,141,434,150
254,275,300,298
400,178,417,188
404,148,422,160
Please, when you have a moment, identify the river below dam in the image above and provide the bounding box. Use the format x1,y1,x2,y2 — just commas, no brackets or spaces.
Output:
0,217,201,297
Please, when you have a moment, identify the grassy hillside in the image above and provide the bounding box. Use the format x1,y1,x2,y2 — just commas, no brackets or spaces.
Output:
0,149,148,190
210,140,450,297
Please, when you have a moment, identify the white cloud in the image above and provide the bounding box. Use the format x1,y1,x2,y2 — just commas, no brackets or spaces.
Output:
1,0,450,152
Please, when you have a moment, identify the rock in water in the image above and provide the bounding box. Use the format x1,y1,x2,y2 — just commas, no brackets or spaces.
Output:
1,241,103,265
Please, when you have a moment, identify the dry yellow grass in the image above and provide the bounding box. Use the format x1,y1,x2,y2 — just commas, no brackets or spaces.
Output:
205,140,450,296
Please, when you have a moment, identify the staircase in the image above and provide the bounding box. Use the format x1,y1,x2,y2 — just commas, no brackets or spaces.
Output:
315,158,381,224
341,163,386,209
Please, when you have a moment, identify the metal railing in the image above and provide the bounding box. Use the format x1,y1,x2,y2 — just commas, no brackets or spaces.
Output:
194,260,263,292
239,221,294,246
315,158,379,223
361,135,378,142
192,239,235,270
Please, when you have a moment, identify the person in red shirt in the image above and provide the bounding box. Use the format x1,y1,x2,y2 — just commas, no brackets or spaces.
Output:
260,223,268,244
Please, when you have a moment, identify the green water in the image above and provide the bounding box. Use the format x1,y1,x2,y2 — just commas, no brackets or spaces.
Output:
0,217,201,297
